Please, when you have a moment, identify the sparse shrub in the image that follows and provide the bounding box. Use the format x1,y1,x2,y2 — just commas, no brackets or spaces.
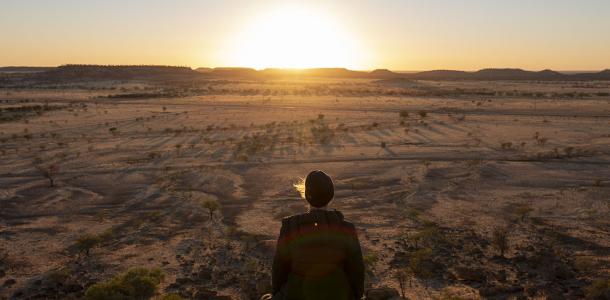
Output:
0,248,9,266
574,257,598,274
36,163,60,187
585,279,610,300
404,206,421,219
491,226,510,257
399,110,409,118
412,223,443,249
162,294,183,300
363,253,379,288
500,142,513,151
418,111,427,118
202,199,221,221
537,137,548,146
394,268,412,297
380,141,387,148
75,234,102,257
245,257,259,274
408,248,434,279
148,152,159,160
310,123,335,144
363,253,379,269
109,127,118,135
84,268,164,300
513,202,533,222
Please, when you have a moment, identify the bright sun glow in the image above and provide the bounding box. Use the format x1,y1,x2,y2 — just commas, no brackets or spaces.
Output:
221,6,366,69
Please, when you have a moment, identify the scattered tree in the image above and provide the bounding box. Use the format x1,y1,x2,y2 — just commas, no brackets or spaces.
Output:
75,234,102,257
202,199,221,221
491,226,510,257
408,248,434,280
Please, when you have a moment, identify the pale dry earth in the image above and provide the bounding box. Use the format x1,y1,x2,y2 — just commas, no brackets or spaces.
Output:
1,79,609,299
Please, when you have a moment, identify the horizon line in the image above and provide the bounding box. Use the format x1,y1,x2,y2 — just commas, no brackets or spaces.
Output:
1,65,608,73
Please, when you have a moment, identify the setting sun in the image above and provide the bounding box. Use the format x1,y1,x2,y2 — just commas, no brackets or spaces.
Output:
220,6,367,70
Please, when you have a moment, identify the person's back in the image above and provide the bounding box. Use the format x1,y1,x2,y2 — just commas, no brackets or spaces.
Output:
272,171,364,300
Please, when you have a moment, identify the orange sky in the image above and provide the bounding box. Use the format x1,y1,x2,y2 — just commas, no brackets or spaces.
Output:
2,0,610,70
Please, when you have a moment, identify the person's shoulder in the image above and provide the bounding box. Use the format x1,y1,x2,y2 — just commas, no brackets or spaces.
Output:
281,213,305,228
331,210,358,236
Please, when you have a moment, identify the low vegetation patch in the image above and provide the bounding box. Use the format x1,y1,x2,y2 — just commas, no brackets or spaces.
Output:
585,279,610,300
84,268,164,300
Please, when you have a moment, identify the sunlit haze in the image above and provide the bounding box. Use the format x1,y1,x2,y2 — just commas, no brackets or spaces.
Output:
2,0,610,70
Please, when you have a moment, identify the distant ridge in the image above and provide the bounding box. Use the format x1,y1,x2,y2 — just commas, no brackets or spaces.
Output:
195,67,610,81
34,65,200,81
3,65,610,82
0,66,54,73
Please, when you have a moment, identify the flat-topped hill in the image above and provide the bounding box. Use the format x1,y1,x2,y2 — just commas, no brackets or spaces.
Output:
34,65,201,82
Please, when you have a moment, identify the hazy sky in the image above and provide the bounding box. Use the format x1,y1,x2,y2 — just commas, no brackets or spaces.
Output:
2,0,610,70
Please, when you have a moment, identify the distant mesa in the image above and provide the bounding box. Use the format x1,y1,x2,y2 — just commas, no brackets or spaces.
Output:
0,66,54,73
31,65,200,82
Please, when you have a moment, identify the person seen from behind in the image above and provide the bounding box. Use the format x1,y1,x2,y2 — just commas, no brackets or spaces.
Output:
271,170,365,300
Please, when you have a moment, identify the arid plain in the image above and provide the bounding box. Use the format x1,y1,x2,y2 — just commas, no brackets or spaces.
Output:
1,72,609,299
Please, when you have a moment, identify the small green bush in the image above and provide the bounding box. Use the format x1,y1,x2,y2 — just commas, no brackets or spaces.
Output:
84,268,164,300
